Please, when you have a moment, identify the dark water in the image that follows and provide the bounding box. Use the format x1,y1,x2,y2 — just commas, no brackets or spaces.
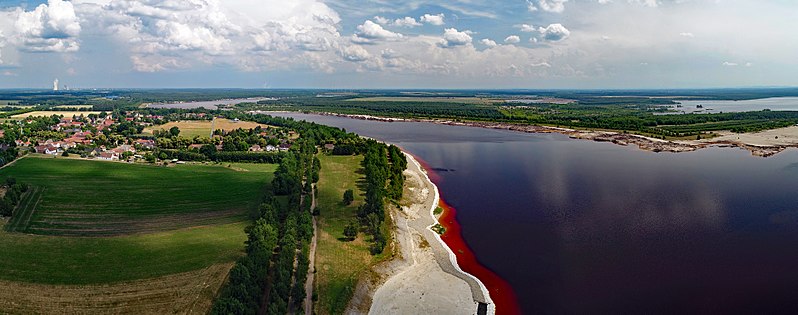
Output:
273,113,798,314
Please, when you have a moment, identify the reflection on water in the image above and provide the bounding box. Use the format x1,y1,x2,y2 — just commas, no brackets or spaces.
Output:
271,112,798,314
669,97,798,114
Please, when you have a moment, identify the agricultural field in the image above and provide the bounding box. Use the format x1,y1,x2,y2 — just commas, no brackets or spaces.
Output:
1,157,276,236
0,263,233,314
314,155,392,315
0,157,279,314
10,111,101,119
143,118,270,138
53,105,94,110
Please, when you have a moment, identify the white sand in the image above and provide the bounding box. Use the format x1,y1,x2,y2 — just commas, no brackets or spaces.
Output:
364,154,492,315
700,125,798,147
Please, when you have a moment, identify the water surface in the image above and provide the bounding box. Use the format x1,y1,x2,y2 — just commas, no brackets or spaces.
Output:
149,98,272,109
273,112,798,314
670,97,798,114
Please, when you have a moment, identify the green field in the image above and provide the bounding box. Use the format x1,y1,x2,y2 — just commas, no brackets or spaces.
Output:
314,155,393,315
0,221,246,284
1,157,276,236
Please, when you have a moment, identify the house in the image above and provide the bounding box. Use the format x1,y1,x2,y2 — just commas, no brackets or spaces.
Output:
135,139,156,150
112,144,136,154
279,143,291,151
323,143,335,151
249,144,263,152
97,151,119,161
35,145,59,155
188,144,204,151
15,140,31,147
265,145,278,152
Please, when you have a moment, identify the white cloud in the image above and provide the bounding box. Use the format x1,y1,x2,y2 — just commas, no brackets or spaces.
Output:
439,28,472,48
381,48,398,59
352,20,403,44
679,32,694,37
504,35,520,44
525,0,538,12
14,0,81,52
519,24,536,32
480,38,497,48
538,23,570,42
341,45,370,62
722,61,738,66
73,0,343,71
538,0,568,13
373,16,390,25
393,17,421,27
420,13,445,26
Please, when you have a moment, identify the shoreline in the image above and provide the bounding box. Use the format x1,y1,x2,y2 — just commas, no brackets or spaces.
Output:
408,153,497,314
308,112,798,157
355,151,502,315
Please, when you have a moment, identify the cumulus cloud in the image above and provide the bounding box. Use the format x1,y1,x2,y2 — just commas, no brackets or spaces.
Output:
393,17,421,27
519,24,536,32
480,38,497,48
504,35,521,44
373,16,390,25
722,61,738,66
538,23,570,41
72,0,343,71
679,32,694,37
340,45,370,62
420,13,445,26
352,20,403,44
538,0,568,13
439,28,472,48
14,0,81,52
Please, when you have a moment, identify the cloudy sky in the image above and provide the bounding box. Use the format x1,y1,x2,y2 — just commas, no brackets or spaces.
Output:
0,0,795,89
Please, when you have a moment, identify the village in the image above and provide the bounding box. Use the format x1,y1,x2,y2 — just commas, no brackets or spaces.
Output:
1,111,295,164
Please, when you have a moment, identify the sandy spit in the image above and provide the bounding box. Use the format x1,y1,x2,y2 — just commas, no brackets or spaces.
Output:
345,153,494,315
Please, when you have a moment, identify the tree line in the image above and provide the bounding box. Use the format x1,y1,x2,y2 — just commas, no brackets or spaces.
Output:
212,141,318,315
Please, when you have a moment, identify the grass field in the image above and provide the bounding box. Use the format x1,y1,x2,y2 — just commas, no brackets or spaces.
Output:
0,221,246,284
0,263,233,314
11,111,101,119
347,96,502,105
143,118,270,139
0,157,276,236
314,155,393,315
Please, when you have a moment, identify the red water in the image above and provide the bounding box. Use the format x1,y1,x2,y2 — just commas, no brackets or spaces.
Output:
415,156,521,315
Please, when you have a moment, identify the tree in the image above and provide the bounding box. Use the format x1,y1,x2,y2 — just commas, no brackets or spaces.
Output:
61,151,69,157
342,189,354,205
343,221,357,241
169,126,181,137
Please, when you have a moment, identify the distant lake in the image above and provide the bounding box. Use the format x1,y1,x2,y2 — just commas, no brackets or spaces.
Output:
149,98,273,109
271,112,798,314
667,97,798,114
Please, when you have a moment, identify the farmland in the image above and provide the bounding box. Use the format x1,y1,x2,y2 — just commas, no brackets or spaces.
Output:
0,221,246,284
1,157,276,236
143,118,270,138
10,111,101,119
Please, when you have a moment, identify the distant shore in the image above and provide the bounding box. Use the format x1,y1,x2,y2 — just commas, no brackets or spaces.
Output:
307,112,798,157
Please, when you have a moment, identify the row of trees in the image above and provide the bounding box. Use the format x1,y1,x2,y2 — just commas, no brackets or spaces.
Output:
354,141,407,255
0,177,29,217
212,140,318,315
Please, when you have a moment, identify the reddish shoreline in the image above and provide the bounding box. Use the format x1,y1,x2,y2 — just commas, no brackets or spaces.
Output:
414,156,522,315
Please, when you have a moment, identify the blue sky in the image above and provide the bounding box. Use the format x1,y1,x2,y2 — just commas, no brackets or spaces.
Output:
0,0,796,89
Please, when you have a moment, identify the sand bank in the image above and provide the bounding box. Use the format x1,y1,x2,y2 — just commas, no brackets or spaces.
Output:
346,153,493,315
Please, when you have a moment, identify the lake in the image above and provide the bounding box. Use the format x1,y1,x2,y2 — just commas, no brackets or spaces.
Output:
668,97,798,114
149,97,273,109
272,112,798,314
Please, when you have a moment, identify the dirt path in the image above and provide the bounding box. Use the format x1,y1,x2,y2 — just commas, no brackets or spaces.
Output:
303,184,318,315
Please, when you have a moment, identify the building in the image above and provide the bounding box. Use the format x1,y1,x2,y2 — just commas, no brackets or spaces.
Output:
97,152,119,161
249,144,263,152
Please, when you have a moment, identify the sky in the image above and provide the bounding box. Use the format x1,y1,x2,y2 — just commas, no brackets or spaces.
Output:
0,0,796,89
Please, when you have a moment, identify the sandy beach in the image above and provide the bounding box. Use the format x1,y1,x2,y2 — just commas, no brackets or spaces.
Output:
346,153,493,315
